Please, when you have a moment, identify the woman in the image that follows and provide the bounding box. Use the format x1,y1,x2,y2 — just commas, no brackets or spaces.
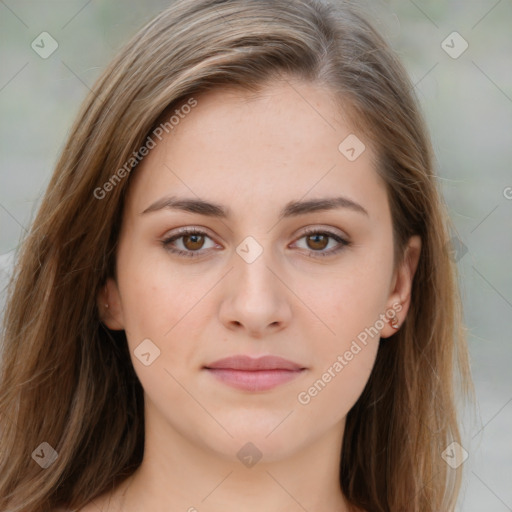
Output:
0,0,473,511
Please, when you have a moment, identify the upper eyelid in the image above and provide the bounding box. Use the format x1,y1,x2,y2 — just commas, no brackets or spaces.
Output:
163,225,347,242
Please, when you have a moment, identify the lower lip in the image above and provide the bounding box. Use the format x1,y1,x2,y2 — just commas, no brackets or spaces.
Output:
204,368,305,391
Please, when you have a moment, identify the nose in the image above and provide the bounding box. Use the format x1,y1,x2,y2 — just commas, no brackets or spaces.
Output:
218,245,292,338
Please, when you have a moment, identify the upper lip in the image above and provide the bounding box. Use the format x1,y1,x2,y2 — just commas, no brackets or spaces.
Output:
204,355,305,371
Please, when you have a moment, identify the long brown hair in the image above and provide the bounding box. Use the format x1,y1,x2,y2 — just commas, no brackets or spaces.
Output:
0,1,473,510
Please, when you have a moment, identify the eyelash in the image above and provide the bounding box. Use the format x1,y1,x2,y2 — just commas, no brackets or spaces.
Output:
161,227,350,259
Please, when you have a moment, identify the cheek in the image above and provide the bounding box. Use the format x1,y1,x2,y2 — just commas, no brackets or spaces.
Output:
117,262,207,404
296,258,386,413
116,252,226,400
296,340,379,426
299,252,391,397
310,264,390,345
116,241,207,338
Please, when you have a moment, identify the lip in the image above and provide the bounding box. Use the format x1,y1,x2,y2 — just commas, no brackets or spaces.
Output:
203,355,307,392
205,355,305,371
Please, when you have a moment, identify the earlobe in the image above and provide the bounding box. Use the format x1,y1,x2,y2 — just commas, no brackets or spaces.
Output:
381,235,422,338
97,277,125,330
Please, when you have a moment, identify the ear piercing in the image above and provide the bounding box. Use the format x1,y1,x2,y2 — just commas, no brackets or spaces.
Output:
105,303,109,309
391,316,399,329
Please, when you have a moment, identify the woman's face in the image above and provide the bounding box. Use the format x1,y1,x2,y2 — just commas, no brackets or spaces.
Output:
100,79,420,463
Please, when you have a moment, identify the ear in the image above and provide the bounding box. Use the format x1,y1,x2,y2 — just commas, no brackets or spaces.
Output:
97,277,125,330
381,235,421,338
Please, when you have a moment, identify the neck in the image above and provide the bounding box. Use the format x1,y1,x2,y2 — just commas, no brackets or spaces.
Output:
117,401,352,512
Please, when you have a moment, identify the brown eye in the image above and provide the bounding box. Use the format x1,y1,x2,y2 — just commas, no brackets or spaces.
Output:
182,233,205,251
305,233,329,251
293,228,350,258
162,227,349,260
162,228,217,258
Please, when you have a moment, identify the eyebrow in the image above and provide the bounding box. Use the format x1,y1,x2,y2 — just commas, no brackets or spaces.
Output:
141,195,369,219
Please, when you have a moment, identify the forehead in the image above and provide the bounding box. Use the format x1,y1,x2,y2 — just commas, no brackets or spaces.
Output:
124,79,386,220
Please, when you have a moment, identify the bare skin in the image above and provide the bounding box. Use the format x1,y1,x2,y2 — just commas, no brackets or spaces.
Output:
82,78,421,512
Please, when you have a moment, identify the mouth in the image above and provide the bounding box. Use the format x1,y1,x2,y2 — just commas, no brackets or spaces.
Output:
203,355,307,392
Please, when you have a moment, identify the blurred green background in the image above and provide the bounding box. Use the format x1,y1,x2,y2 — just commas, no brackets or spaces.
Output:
1,1,511,509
